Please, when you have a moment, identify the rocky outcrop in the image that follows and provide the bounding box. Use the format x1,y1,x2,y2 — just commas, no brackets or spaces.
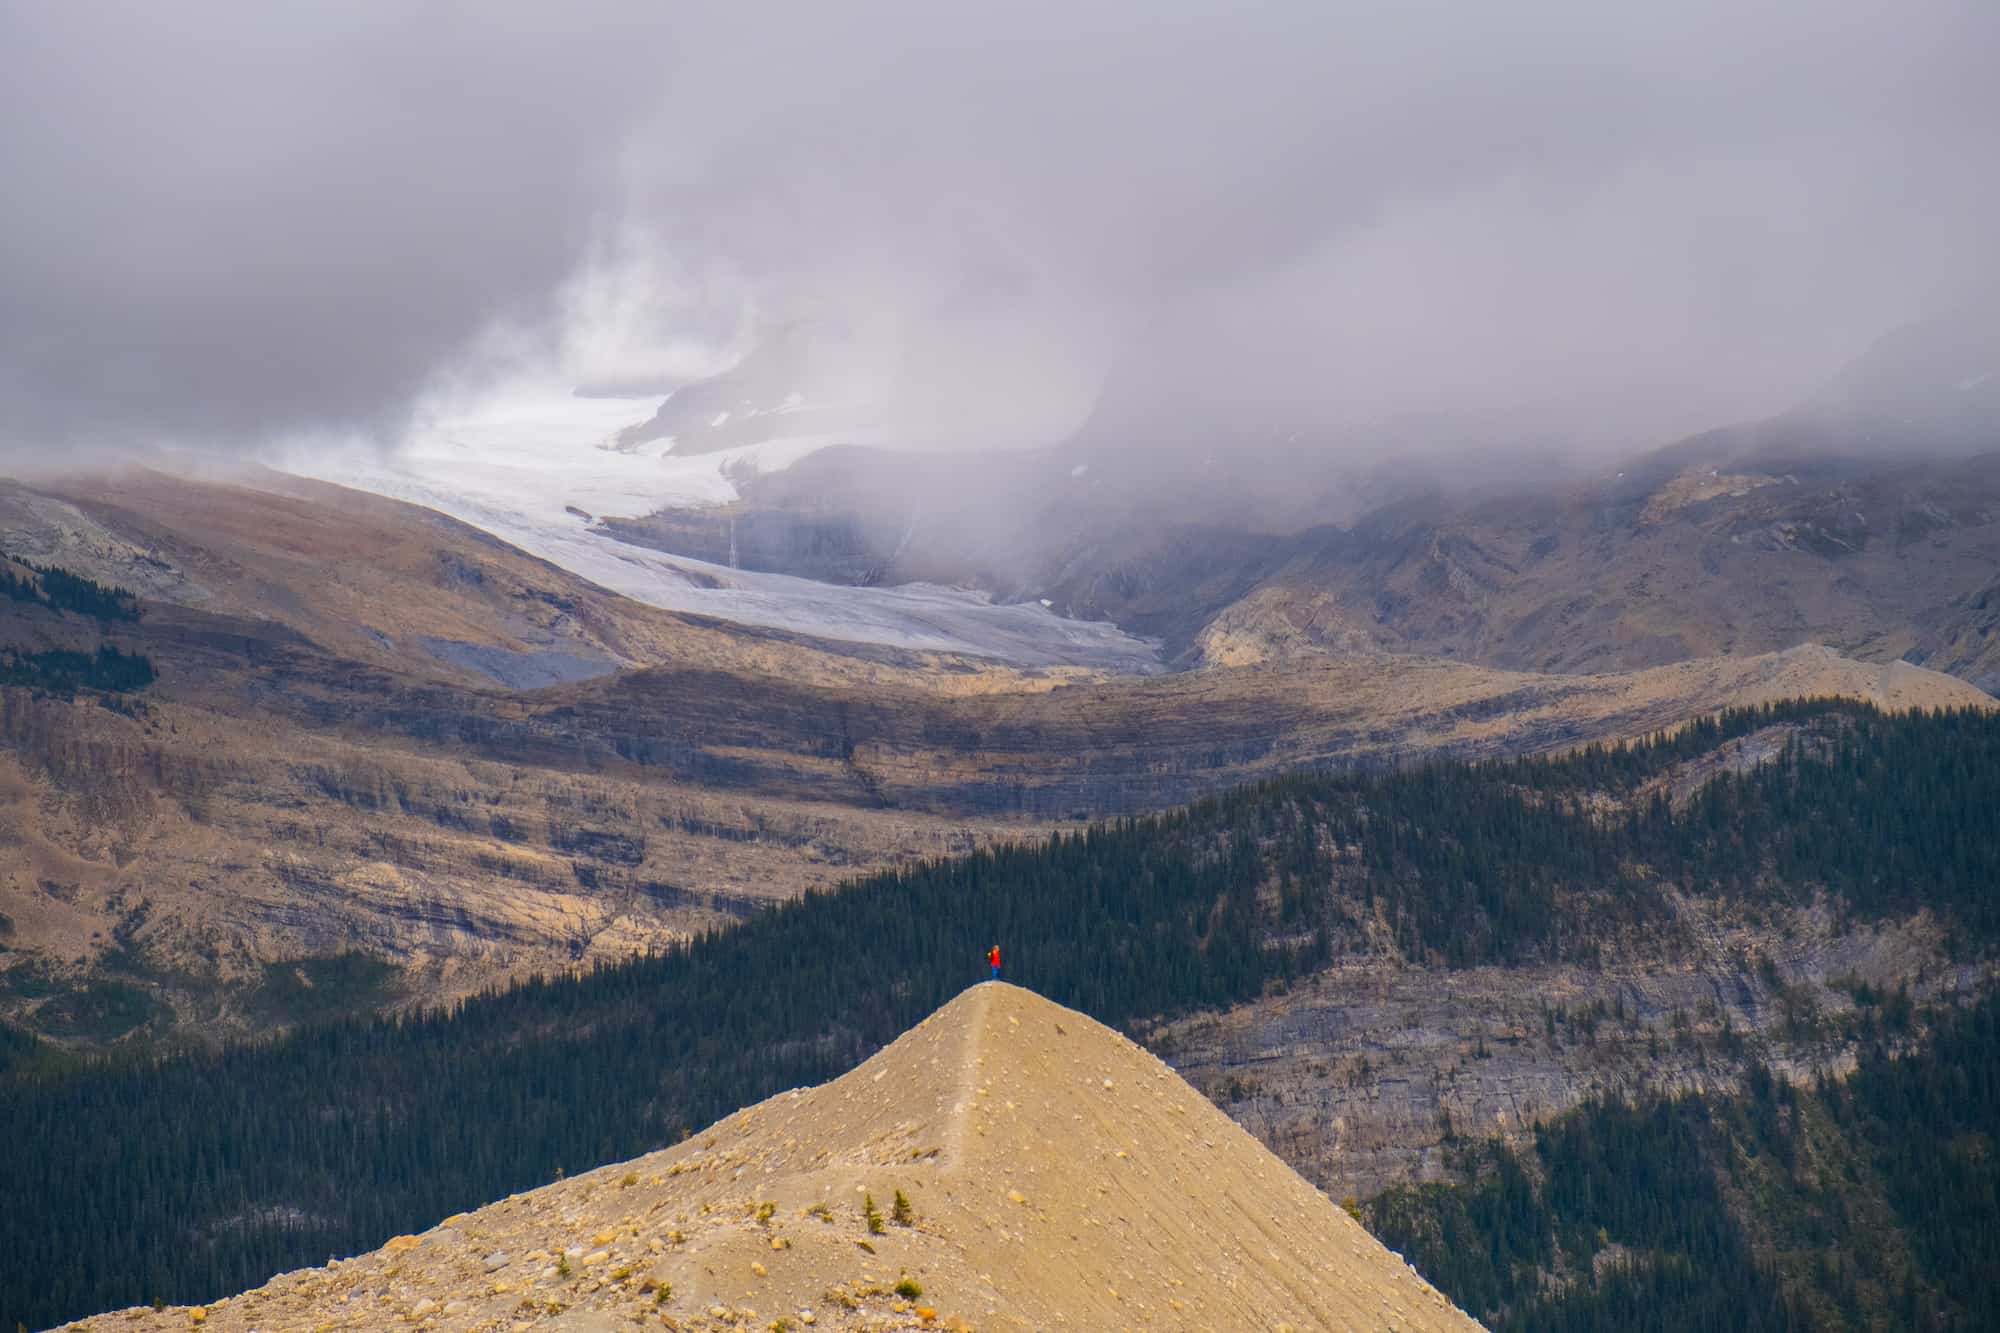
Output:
1151,897,1992,1198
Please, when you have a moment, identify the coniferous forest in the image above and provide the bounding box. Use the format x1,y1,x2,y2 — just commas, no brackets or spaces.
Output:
0,555,153,697
0,643,155,696
1366,995,2000,1333
1,701,1997,1329
0,554,143,622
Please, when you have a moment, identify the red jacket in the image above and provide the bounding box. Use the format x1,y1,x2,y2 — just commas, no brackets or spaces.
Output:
988,947,1001,968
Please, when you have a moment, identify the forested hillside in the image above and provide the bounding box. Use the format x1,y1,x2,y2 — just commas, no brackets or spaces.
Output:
1368,994,2000,1333
0,643,154,695
0,552,143,622
0,552,153,696
2,700,1996,1329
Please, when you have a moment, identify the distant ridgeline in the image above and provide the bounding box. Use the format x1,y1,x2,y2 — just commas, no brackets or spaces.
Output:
0,553,153,696
2,701,1998,1328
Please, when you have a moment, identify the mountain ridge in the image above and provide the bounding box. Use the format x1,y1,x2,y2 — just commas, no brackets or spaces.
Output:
59,983,1485,1333
589,311,1999,680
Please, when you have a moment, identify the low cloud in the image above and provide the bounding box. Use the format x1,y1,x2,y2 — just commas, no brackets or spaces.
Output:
3,0,1996,458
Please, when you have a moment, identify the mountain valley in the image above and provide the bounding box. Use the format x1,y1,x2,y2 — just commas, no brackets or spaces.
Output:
1,320,1997,1333
9,8,2000,1330
7,701,1997,1330
4,462,1984,1050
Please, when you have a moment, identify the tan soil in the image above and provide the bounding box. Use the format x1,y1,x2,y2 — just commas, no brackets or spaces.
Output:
63,985,1484,1333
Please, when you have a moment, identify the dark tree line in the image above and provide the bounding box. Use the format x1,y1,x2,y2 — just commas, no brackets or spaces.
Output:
0,553,152,698
1828,995,2000,1328
0,644,155,696
0,554,142,621
0,699,1994,1328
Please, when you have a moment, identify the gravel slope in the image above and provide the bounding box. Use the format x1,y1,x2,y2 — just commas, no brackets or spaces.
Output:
63,984,1485,1332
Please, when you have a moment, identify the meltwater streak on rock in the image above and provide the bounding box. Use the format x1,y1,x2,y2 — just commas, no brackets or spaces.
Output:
67,984,1485,1332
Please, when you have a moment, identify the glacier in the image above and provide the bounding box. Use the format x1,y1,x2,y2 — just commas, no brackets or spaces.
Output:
282,388,1160,673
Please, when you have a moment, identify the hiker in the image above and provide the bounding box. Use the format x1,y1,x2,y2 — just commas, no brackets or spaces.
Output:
988,944,1001,981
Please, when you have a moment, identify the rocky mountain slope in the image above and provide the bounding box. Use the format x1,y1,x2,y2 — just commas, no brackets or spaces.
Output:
0,466,1108,692
0,620,1975,1046
627,442,2000,683
1154,898,1989,1199
59,984,1484,1333
597,314,2000,684
1177,309,2000,679
1181,449,2000,684
4,465,1982,1048
9,702,1994,1330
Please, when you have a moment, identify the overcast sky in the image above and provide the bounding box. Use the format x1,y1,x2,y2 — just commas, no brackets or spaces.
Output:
3,0,1996,458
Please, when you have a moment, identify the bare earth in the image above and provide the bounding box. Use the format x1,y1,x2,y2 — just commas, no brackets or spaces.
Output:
64,985,1484,1333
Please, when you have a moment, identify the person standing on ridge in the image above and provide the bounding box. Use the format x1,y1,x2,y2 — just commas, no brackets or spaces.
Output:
987,944,1001,981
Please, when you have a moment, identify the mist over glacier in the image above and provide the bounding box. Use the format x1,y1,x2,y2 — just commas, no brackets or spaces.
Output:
283,388,1163,669
2,0,1997,465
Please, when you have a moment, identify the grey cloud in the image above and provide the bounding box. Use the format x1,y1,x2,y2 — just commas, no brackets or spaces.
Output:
3,0,1996,456
0,2,669,449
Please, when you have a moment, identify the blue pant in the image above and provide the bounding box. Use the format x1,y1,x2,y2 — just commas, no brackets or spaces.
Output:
990,964,1000,980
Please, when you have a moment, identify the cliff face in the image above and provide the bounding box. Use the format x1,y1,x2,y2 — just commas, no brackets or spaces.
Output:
60,984,1486,1333
1154,878,1989,1200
